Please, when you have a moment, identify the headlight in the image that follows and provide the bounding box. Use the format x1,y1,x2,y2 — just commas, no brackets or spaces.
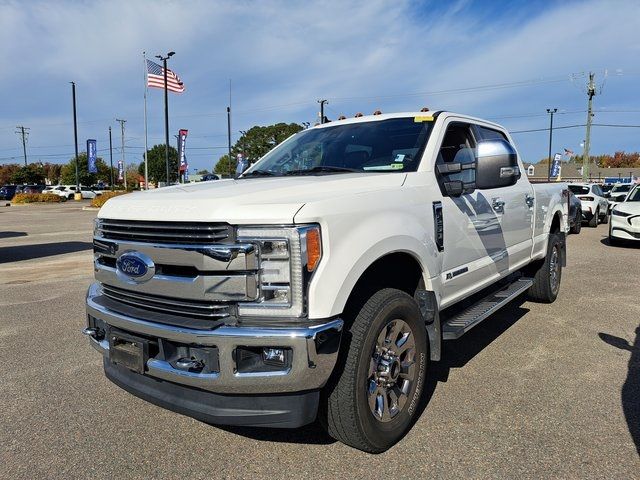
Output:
237,225,322,318
611,209,631,217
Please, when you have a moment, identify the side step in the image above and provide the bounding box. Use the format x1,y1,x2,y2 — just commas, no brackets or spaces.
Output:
442,278,533,340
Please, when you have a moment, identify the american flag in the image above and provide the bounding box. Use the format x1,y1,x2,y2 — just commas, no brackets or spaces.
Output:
146,59,185,93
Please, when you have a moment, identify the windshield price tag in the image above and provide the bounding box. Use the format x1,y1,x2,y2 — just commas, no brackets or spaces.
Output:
414,116,434,122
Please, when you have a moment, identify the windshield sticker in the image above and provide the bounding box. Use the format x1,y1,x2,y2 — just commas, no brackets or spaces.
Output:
414,116,434,122
394,154,406,162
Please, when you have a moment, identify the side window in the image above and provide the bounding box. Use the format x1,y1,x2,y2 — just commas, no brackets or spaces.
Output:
436,122,476,189
592,185,601,196
477,126,508,142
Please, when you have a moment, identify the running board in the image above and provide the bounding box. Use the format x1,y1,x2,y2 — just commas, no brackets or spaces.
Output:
442,278,533,340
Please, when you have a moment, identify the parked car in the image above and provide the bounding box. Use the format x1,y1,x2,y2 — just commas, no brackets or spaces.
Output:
567,190,582,234
21,184,46,194
567,183,609,227
0,185,18,200
201,174,220,181
84,110,569,453
54,185,102,199
609,184,640,245
606,183,633,210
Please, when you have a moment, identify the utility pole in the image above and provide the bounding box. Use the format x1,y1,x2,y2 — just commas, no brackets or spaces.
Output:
70,82,80,191
15,125,29,166
318,99,328,124
546,108,557,182
116,119,127,190
108,126,114,190
582,72,596,181
156,51,175,185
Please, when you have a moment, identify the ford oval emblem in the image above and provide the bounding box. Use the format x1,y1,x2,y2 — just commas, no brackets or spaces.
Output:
116,251,155,283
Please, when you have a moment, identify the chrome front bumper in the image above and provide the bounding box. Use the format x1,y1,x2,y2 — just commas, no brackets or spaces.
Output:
85,283,343,394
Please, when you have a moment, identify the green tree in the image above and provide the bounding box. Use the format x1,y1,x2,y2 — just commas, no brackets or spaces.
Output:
233,123,303,161
60,153,113,185
214,154,234,176
196,169,210,175
138,144,179,183
10,163,46,184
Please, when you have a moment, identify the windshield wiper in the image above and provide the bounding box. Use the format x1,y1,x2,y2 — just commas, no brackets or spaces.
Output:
240,169,278,178
284,166,361,176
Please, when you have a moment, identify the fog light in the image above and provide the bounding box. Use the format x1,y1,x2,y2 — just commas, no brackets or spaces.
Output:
262,348,285,366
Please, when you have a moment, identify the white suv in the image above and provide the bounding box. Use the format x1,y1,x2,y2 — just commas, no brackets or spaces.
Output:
568,183,609,227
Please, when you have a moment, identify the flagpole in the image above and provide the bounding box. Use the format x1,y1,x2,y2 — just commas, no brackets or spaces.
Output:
143,51,149,190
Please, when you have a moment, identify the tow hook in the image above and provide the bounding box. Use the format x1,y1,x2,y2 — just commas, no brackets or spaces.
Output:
82,327,104,340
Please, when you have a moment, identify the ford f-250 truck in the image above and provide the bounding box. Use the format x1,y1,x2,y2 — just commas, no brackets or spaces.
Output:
84,111,568,453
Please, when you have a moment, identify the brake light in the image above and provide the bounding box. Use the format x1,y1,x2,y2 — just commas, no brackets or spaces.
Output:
579,196,594,201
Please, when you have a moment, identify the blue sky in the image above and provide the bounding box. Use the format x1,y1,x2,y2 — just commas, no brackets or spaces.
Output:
1,0,639,173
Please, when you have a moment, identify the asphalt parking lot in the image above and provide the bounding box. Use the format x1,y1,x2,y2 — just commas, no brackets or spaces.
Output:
0,201,638,479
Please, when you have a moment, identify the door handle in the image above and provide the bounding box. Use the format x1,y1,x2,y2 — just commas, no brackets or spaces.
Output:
525,194,534,208
492,199,505,213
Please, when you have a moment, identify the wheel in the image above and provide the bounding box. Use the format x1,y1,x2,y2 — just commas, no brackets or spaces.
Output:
68,193,74,200
527,233,563,303
323,288,428,453
570,211,581,234
588,208,599,227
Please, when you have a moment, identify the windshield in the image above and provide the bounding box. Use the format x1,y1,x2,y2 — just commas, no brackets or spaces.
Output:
568,185,590,195
242,118,433,176
626,186,640,202
611,184,631,193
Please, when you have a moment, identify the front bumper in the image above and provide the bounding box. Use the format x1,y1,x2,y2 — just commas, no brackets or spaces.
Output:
85,282,343,396
610,214,640,241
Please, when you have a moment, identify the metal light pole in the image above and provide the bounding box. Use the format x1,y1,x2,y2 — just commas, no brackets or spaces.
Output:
156,51,175,185
70,82,79,191
109,126,114,190
546,108,557,182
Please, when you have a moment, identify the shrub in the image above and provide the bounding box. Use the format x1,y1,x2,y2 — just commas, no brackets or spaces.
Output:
12,193,63,203
91,191,129,208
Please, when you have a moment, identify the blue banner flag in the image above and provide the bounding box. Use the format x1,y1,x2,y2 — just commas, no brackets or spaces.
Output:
87,139,97,173
117,160,124,181
550,153,562,178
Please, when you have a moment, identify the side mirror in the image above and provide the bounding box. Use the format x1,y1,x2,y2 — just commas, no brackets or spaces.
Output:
475,140,519,189
443,180,464,197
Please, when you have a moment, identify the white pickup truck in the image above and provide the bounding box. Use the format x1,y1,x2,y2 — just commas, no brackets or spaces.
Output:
84,111,569,453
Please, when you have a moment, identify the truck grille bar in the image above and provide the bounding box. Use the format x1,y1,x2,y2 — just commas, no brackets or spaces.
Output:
96,219,232,244
102,284,233,319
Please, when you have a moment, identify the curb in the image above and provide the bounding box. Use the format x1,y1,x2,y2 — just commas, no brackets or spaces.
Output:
82,206,100,211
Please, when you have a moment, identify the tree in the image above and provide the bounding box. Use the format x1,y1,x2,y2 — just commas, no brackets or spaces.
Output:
138,144,179,183
60,153,114,185
214,154,234,176
197,169,210,175
10,163,46,184
43,163,62,184
0,164,20,184
233,123,303,161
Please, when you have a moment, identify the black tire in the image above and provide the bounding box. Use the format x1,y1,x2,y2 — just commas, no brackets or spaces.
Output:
588,208,599,228
322,288,428,453
570,211,582,234
600,211,609,224
527,233,563,303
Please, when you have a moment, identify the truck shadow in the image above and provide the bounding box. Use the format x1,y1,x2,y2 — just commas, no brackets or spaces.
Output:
411,299,530,430
598,328,640,455
218,420,335,445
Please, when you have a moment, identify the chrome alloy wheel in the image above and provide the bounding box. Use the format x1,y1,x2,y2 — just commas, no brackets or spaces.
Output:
549,245,560,295
367,319,416,422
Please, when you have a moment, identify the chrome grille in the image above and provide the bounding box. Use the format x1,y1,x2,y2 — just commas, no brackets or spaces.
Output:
96,219,232,244
101,284,233,319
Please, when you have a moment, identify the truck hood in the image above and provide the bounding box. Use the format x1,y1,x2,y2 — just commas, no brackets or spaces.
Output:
98,173,406,224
